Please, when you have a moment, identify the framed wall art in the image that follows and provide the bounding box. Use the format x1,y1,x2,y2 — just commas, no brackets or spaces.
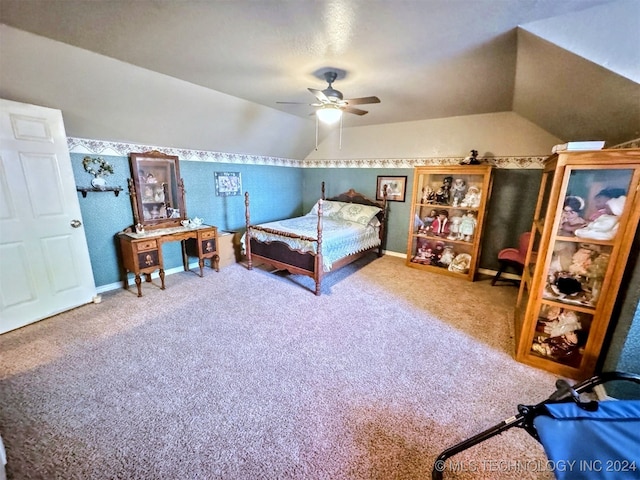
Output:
215,172,242,197
377,175,407,202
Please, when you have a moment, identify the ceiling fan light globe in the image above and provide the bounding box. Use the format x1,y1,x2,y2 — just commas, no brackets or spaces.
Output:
316,106,342,124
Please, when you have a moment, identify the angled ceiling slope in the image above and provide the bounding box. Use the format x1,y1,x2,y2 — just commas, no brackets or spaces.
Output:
513,29,640,146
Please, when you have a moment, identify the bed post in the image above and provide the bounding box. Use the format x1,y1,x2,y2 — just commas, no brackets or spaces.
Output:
315,198,323,296
379,184,388,256
244,192,253,270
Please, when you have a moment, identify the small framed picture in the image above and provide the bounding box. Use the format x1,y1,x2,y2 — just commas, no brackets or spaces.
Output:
377,175,407,202
215,172,242,197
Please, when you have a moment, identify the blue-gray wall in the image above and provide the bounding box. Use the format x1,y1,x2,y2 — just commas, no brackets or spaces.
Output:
301,167,543,268
72,153,302,288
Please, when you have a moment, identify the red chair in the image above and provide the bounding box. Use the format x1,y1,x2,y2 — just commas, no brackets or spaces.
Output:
491,231,532,286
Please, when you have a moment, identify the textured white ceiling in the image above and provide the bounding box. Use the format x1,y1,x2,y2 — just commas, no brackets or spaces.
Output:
1,0,637,144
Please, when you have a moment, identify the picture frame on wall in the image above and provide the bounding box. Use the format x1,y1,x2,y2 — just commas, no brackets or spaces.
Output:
214,172,242,197
377,175,407,202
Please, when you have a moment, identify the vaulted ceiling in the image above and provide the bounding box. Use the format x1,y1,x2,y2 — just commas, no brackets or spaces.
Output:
1,0,638,146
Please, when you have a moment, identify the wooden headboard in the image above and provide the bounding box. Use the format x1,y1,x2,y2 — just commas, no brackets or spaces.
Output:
327,188,387,222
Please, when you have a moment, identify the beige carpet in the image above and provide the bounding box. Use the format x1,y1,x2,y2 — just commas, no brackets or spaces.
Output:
0,255,558,479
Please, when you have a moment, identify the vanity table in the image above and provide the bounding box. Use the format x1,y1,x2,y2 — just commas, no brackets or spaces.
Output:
117,150,219,297
117,224,219,297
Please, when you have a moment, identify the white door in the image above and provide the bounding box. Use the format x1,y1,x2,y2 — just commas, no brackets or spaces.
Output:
0,99,96,334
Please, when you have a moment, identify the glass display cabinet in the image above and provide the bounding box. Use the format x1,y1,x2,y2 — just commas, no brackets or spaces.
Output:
128,150,186,230
406,165,494,280
515,149,640,379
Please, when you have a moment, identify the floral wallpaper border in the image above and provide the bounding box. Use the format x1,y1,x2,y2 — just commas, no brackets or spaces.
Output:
67,136,569,169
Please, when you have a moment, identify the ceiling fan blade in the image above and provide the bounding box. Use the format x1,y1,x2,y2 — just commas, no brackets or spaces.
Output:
343,106,368,116
308,88,330,103
344,96,381,105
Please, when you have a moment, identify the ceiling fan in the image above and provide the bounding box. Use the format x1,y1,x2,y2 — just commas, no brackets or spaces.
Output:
277,71,381,123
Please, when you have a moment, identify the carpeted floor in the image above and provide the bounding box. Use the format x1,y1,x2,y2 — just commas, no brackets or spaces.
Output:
0,255,558,479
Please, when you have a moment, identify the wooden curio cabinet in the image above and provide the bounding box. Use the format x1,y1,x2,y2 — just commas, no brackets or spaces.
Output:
406,165,493,280
515,149,640,379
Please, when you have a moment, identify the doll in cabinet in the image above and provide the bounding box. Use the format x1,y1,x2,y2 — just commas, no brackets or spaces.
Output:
515,149,640,379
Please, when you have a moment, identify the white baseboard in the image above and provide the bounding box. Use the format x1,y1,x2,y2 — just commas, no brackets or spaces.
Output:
96,262,202,294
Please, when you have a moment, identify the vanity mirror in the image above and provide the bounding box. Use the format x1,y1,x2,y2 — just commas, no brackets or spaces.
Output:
128,150,187,230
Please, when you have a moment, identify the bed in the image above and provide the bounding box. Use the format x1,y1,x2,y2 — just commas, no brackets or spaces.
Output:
243,184,387,295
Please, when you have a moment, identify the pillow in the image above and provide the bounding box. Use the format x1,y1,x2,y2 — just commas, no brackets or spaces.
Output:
334,202,381,226
369,216,381,228
308,200,344,216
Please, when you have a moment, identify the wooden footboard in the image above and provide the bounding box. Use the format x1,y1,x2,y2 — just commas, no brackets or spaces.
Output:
244,183,387,295
245,191,325,295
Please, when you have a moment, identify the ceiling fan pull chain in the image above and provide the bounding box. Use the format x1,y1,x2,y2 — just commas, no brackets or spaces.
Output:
339,114,343,150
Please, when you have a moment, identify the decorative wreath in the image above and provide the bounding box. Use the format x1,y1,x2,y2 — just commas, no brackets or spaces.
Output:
82,156,114,177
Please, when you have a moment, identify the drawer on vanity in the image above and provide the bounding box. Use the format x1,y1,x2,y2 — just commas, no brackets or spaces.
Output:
134,239,158,253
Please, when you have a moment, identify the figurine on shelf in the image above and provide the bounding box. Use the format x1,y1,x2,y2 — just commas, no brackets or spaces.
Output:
586,252,610,303
433,241,445,265
587,188,626,221
460,185,481,208
422,186,436,204
531,332,582,361
448,253,471,274
567,247,595,276
423,209,437,232
558,195,587,235
413,245,434,265
154,187,165,202
460,149,481,165
431,209,450,236
459,211,477,241
451,178,467,207
439,246,456,266
532,309,583,361
543,309,582,338
435,176,453,205
575,195,626,240
146,172,158,184
447,215,462,240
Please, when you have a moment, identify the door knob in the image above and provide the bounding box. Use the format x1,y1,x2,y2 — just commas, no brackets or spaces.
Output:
70,219,82,228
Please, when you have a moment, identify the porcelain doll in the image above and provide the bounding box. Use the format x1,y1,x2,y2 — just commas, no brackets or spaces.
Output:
460,185,481,208
431,209,450,236
532,331,581,360
587,188,626,221
575,195,626,240
460,149,480,165
451,178,467,207
422,186,436,204
567,247,594,276
558,195,587,235
447,215,462,240
543,309,582,338
459,212,477,241
439,246,456,266
435,176,453,204
423,209,437,231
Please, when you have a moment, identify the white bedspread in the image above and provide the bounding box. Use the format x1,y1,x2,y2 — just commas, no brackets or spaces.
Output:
246,214,381,272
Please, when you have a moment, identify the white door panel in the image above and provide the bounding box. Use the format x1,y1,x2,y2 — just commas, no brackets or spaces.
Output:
0,99,96,333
